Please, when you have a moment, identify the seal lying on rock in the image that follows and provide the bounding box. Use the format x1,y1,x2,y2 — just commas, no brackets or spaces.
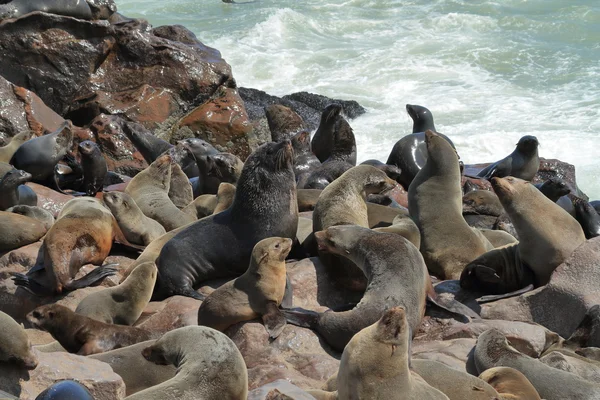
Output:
478,367,541,400
198,237,291,338
126,326,248,400
0,211,48,252
0,0,93,21
27,304,156,355
0,310,38,370
477,136,539,181
154,140,298,300
409,130,493,280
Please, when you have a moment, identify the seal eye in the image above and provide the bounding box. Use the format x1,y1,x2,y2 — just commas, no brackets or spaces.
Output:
32,311,41,319
48,311,55,319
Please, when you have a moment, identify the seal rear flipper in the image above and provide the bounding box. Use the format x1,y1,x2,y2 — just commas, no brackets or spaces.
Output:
476,284,534,304
172,286,206,301
262,302,287,340
280,307,320,329
426,295,480,322
11,273,55,296
63,264,119,291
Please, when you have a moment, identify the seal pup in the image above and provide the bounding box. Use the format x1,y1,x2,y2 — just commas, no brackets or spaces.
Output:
27,304,156,355
0,310,38,370
291,130,320,185
573,196,600,239
0,169,37,210
309,307,449,400
490,176,585,286
312,165,397,289
0,130,32,163
181,182,236,219
90,340,176,396
6,205,54,230
198,237,291,338
0,0,93,20
283,226,429,352
386,104,456,189
474,329,600,400
478,367,541,400
535,177,570,202
155,140,298,300
12,197,118,295
35,380,93,400
10,121,72,182
78,140,107,196
103,191,166,246
0,211,47,252
477,136,539,181
76,262,157,325
125,154,196,231
126,326,248,400
311,103,343,163
409,130,493,280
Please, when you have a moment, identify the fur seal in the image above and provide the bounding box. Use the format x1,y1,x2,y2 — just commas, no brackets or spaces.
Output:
127,326,248,400
78,140,107,197
386,104,456,189
0,0,93,20
198,237,291,338
192,152,244,196
0,310,38,370
477,136,539,181
10,121,72,182
0,211,47,252
12,197,118,295
313,165,397,289
478,367,541,400
167,163,193,211
7,205,54,230
311,103,343,163
474,329,600,400
27,304,156,355
123,122,172,165
535,177,570,202
462,190,504,217
409,130,492,280
0,169,37,210
573,196,600,239
181,182,236,219
0,131,32,163
89,340,176,396
539,350,600,383
76,262,157,325
311,307,449,399
125,154,196,231
291,130,321,184
490,176,585,286
35,380,94,400
265,104,307,142
103,191,166,246
155,140,298,300
284,225,428,352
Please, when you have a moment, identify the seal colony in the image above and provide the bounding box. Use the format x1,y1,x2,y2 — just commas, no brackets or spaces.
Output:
0,25,597,397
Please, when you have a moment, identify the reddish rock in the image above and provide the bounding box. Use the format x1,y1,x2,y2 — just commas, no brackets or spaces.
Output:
175,85,255,159
0,350,125,399
0,14,232,130
136,296,201,334
27,183,73,217
265,104,306,142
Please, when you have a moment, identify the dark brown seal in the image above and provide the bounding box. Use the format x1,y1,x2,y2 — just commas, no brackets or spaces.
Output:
0,169,37,211
78,140,107,197
477,136,539,181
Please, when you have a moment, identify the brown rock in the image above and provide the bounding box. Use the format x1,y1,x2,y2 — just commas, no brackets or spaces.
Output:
265,104,306,142
0,350,125,399
26,183,73,217
249,380,317,400
136,295,201,334
175,85,254,159
412,338,477,373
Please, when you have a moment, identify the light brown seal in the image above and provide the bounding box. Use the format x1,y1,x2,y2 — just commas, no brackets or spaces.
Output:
103,191,166,246
12,197,117,295
198,237,292,338
124,154,196,231
75,262,157,325
0,310,38,370
126,326,248,400
181,182,236,219
27,304,156,355
0,130,32,163
309,307,449,400
167,163,193,211
0,210,47,252
478,367,541,400
408,130,493,279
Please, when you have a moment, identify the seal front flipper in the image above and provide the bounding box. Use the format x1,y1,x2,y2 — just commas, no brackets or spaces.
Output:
63,264,119,291
476,284,534,304
12,273,55,296
262,301,287,339
281,307,320,329
426,294,479,322
281,273,294,308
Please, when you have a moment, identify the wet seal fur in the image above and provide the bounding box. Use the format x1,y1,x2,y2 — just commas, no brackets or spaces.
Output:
0,0,93,20
477,136,539,181
0,169,37,210
76,262,157,325
154,140,298,300
198,237,292,338
78,140,107,196
126,326,248,400
27,304,156,355
408,130,493,280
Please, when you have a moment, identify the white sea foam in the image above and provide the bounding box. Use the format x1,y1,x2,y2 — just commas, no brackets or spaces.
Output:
118,0,600,197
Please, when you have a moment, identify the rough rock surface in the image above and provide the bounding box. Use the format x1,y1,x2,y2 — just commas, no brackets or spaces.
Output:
248,380,317,400
0,350,125,399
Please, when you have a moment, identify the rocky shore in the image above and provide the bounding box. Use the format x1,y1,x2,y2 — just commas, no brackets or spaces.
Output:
1,1,600,399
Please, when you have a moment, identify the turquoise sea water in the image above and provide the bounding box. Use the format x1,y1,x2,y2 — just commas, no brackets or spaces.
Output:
117,0,600,197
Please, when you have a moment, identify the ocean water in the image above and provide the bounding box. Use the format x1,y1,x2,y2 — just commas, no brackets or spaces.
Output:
117,0,600,198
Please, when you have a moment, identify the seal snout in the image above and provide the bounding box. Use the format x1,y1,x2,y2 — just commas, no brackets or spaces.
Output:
314,230,331,252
